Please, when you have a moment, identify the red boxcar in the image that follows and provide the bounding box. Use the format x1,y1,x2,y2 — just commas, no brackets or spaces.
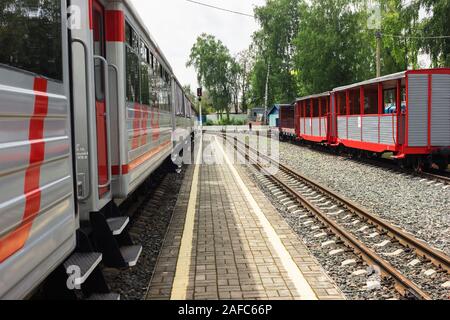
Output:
330,69,450,169
279,104,296,138
294,92,331,143
288,68,450,170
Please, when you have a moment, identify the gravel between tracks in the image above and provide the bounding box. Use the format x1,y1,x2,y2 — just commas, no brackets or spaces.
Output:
278,142,450,256
103,164,186,300
245,166,401,300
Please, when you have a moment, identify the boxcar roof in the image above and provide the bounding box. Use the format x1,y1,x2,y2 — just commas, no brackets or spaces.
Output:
333,71,406,92
295,92,330,102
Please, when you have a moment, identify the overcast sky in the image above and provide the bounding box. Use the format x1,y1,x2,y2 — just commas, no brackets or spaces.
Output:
130,0,266,90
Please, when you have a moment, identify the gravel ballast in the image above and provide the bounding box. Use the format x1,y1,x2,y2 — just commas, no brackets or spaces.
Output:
278,142,449,256
245,166,401,300
103,163,186,300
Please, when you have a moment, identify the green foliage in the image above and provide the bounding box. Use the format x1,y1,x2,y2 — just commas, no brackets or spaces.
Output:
247,0,449,102
294,0,375,95
420,0,450,66
204,118,246,126
250,0,302,107
186,34,240,119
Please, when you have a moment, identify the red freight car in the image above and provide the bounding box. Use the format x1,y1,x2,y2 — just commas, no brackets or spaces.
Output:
330,69,450,170
286,68,450,170
279,104,296,138
294,92,331,143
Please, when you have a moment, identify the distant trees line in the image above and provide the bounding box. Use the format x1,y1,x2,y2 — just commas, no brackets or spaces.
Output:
186,0,450,117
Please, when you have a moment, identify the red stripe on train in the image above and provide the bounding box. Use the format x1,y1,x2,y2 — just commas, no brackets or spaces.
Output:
105,10,125,42
151,105,160,142
88,0,93,30
0,78,49,262
131,103,141,150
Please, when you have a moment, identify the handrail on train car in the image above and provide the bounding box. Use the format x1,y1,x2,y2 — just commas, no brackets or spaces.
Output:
72,38,93,202
94,55,112,191
108,63,121,175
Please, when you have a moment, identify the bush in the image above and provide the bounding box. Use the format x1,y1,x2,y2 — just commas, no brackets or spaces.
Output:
203,117,247,126
217,118,246,126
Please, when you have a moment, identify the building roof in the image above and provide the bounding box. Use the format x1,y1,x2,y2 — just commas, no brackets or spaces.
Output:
267,105,279,115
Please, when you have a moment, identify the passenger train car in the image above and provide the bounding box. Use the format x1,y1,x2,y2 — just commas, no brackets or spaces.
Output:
285,69,450,170
0,0,196,299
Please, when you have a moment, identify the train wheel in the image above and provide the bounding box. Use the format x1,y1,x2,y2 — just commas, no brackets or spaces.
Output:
398,158,408,170
412,157,425,173
435,157,449,172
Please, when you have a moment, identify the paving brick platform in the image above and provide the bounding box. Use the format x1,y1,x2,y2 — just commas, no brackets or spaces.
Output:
146,134,345,300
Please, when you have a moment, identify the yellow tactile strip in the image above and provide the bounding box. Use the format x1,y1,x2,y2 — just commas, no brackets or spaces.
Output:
234,164,345,300
147,136,345,300
145,165,195,300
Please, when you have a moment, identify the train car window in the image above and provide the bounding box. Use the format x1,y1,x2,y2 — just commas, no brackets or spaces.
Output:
140,62,150,106
0,0,62,80
126,22,133,46
126,46,140,102
312,99,319,117
155,60,159,75
125,21,140,102
383,89,396,114
349,89,360,115
305,101,311,117
320,98,327,116
140,41,148,61
150,59,159,109
365,86,379,115
337,93,346,115
131,31,139,52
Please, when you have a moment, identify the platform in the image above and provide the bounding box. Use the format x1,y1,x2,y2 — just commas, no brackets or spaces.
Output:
146,134,344,300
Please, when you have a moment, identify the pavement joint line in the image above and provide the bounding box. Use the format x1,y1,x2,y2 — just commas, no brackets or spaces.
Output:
214,136,318,300
170,138,202,300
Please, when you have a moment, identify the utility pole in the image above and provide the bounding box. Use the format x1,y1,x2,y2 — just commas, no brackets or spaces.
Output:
376,30,382,77
264,61,270,125
197,87,203,128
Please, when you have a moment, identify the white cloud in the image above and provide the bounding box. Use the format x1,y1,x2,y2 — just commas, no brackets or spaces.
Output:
129,0,266,89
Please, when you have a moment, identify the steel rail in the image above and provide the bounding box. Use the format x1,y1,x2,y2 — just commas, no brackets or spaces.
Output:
419,171,450,185
228,134,450,272
283,138,450,185
219,133,449,300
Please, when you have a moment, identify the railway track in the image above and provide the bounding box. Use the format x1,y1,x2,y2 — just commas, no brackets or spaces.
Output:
219,133,450,300
284,138,450,186
419,171,450,186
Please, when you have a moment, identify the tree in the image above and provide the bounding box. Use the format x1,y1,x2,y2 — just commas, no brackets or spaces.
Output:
379,0,421,72
236,49,254,113
293,0,375,95
250,0,302,107
419,0,450,66
247,0,434,99
186,34,239,120
229,58,241,114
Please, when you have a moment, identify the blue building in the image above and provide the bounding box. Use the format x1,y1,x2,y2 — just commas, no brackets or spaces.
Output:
267,105,280,127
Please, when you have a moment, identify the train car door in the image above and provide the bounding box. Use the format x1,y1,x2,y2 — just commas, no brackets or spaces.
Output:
92,0,111,199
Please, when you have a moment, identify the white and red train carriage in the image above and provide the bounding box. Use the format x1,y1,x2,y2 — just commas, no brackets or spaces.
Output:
287,69,450,170
294,92,331,143
0,0,195,299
